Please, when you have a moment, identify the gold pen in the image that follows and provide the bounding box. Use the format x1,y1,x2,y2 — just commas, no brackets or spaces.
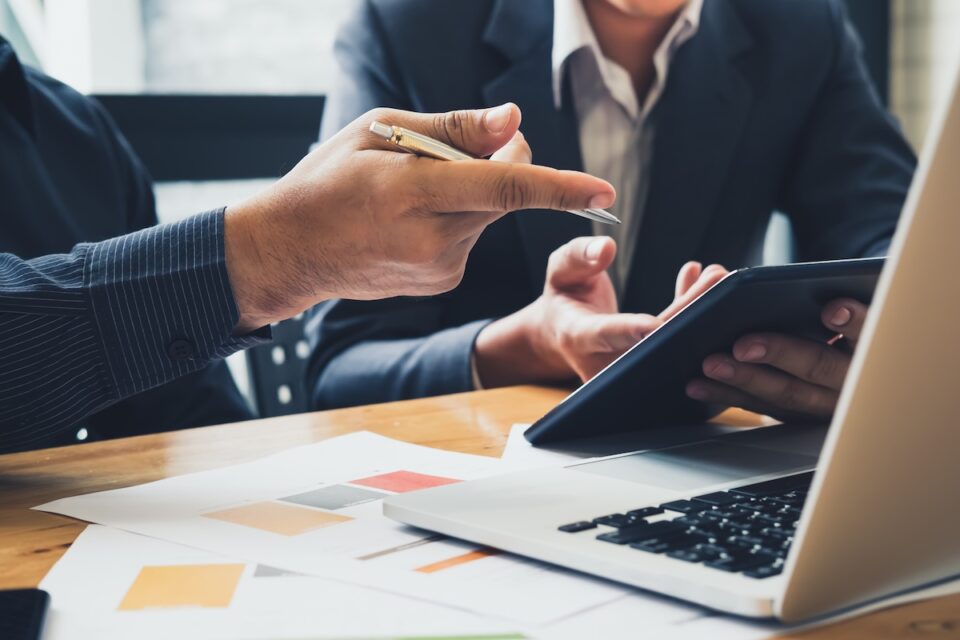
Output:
369,121,621,226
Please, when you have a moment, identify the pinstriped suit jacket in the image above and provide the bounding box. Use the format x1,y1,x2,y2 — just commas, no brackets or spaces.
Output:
0,39,266,452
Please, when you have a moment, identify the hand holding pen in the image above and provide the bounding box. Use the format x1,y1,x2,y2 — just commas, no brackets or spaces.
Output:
369,110,620,226
226,103,615,330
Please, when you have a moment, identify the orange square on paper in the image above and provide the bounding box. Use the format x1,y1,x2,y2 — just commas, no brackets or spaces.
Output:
203,501,352,536
118,563,245,610
350,470,460,493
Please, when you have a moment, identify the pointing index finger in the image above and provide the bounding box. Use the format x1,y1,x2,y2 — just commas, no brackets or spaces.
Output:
412,159,615,214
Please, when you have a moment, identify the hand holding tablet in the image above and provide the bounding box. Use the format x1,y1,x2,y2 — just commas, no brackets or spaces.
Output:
525,257,885,444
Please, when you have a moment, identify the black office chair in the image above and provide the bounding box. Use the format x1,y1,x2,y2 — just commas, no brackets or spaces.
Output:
95,94,325,417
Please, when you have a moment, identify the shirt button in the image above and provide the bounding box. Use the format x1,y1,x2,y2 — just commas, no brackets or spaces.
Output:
167,338,196,360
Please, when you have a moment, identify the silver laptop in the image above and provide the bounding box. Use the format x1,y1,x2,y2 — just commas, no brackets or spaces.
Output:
384,62,960,622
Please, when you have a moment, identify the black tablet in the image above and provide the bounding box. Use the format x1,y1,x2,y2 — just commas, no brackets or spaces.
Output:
0,589,49,640
524,257,886,445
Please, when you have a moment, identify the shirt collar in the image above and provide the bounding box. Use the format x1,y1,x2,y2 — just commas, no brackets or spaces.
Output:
551,0,704,113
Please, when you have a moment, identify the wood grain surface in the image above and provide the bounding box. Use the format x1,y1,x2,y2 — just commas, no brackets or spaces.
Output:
1,385,956,638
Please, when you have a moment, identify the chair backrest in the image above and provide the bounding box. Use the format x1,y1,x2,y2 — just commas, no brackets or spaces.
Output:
95,94,325,417
246,314,314,417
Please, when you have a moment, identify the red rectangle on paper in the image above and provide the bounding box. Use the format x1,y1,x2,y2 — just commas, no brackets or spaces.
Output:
350,470,460,493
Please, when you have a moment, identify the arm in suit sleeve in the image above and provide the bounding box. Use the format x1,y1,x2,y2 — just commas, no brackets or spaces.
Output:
780,0,916,261
307,0,490,409
0,210,268,452
84,99,254,438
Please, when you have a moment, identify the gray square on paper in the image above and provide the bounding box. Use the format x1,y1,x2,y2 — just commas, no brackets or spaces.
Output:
280,484,387,510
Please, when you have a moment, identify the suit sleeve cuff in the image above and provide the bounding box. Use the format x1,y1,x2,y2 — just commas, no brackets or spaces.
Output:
83,208,270,398
469,351,486,391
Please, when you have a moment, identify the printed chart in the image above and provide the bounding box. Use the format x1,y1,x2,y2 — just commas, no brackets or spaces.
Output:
40,526,523,640
36,432,629,625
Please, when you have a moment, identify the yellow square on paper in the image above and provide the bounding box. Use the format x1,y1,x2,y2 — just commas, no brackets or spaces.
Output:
118,563,245,610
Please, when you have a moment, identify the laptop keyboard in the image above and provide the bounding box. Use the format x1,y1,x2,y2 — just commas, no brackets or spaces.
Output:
557,471,813,579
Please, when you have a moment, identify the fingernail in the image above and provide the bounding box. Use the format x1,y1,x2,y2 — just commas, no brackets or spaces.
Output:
709,361,735,380
687,383,708,400
585,238,606,262
830,306,852,327
741,343,767,361
483,104,512,133
589,192,615,209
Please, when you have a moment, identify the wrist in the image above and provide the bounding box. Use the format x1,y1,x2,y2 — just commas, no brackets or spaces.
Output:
473,302,572,387
224,201,285,333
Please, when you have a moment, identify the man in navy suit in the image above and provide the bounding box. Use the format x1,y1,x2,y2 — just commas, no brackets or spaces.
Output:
308,0,915,421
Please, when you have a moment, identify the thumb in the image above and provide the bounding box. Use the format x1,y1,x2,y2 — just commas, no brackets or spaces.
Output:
364,104,522,159
547,237,616,290
572,313,661,353
659,263,729,322
490,130,532,164
675,261,702,298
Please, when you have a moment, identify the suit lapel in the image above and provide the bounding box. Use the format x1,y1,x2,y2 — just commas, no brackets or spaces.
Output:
623,0,755,312
482,0,591,295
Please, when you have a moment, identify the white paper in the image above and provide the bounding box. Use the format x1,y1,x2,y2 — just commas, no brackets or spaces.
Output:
499,424,585,467
38,431,960,636
36,432,629,625
41,525,960,639
40,525,516,640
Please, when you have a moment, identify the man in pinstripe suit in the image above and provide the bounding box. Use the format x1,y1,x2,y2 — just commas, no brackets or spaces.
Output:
0,37,612,453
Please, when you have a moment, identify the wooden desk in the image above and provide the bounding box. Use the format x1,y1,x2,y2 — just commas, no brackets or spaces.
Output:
1,386,957,638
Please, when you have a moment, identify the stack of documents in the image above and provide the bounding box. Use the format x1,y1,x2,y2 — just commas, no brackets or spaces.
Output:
35,430,959,639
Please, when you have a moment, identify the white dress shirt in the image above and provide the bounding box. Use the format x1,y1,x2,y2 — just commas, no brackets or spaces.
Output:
552,0,703,294
471,0,703,389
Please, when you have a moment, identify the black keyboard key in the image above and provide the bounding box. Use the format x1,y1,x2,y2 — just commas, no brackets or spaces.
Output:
668,540,733,563
685,528,716,543
755,513,789,527
626,507,664,519
666,549,705,563
705,552,775,573
558,521,597,533
692,492,739,507
641,520,687,537
760,527,790,540
593,513,630,527
729,472,814,498
597,524,657,545
603,520,686,546
729,535,765,549
767,492,806,506
750,501,784,514
719,520,763,535
631,539,682,554
660,499,702,514
628,525,691,553
695,544,730,559
744,564,784,579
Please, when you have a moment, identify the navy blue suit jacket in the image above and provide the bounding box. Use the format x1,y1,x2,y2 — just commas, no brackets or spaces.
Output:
307,0,916,410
